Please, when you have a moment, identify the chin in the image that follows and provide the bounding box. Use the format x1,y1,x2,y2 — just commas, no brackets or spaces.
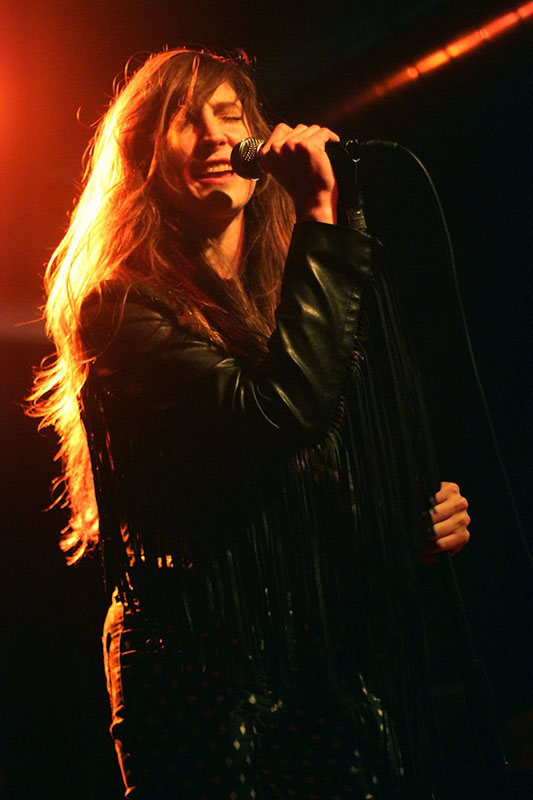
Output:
181,194,245,232
197,190,247,217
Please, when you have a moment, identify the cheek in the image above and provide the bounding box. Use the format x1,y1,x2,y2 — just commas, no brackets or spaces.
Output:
164,151,191,193
165,130,194,178
158,151,193,211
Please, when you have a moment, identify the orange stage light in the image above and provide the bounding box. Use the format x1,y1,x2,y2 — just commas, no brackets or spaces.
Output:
446,32,482,58
481,12,519,38
329,4,532,116
386,67,419,90
416,50,450,73
518,1,533,18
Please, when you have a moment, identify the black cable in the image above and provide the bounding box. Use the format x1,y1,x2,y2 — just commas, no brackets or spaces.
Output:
343,139,530,796
347,138,531,571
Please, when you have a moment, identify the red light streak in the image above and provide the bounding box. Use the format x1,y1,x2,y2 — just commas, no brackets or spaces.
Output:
416,50,450,73
385,67,418,90
330,4,532,115
518,1,533,18
481,12,519,37
446,31,482,58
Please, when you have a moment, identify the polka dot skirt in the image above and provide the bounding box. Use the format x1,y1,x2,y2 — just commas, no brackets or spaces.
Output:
103,603,405,799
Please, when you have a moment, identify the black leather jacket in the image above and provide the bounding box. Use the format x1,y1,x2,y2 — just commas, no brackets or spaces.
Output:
83,222,374,446
82,220,432,694
81,218,380,663
81,219,439,795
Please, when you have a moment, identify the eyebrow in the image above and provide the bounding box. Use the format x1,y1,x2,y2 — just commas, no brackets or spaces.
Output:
210,100,243,114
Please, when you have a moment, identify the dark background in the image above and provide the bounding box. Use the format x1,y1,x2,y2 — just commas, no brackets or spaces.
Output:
1,1,531,797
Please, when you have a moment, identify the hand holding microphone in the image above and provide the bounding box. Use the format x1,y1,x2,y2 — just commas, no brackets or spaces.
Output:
231,123,340,224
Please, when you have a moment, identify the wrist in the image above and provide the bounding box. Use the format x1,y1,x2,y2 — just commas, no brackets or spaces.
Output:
295,193,337,225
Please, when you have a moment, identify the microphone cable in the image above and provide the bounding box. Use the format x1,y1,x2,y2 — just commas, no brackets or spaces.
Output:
349,139,530,571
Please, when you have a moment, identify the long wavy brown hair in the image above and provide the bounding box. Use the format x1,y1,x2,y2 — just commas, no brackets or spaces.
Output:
28,47,295,562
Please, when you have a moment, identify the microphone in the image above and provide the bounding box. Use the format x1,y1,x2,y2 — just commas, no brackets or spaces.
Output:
230,137,397,180
230,137,267,180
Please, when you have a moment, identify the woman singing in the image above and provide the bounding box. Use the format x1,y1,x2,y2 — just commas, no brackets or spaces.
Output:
30,47,470,799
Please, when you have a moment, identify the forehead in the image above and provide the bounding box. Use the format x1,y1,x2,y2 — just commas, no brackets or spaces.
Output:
166,80,244,136
203,80,242,108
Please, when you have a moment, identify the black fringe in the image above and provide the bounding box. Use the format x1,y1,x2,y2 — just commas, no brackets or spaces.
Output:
84,264,440,798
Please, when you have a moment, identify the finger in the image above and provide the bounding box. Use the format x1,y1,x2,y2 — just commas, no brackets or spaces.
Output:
262,123,309,151
430,493,468,524
432,509,471,539
433,481,460,505
261,126,341,179
268,125,323,156
291,125,340,145
263,124,339,157
283,124,321,141
259,124,310,171
424,528,470,556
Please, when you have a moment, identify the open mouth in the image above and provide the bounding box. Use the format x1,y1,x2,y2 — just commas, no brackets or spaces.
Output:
191,161,234,180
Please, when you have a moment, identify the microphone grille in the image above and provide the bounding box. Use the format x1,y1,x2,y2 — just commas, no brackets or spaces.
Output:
230,137,264,180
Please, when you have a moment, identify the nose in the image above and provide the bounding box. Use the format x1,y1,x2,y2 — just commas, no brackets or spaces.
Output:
198,109,226,147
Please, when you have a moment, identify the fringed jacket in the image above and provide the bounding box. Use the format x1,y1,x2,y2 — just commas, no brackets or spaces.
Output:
81,221,438,792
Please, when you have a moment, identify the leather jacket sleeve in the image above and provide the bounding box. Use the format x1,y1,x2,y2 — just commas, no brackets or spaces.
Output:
82,222,377,451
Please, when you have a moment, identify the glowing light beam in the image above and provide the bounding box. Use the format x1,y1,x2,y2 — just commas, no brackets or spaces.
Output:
518,1,533,17
330,4,532,118
416,50,450,73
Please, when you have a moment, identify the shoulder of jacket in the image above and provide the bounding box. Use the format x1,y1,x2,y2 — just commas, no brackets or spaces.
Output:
80,280,184,355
